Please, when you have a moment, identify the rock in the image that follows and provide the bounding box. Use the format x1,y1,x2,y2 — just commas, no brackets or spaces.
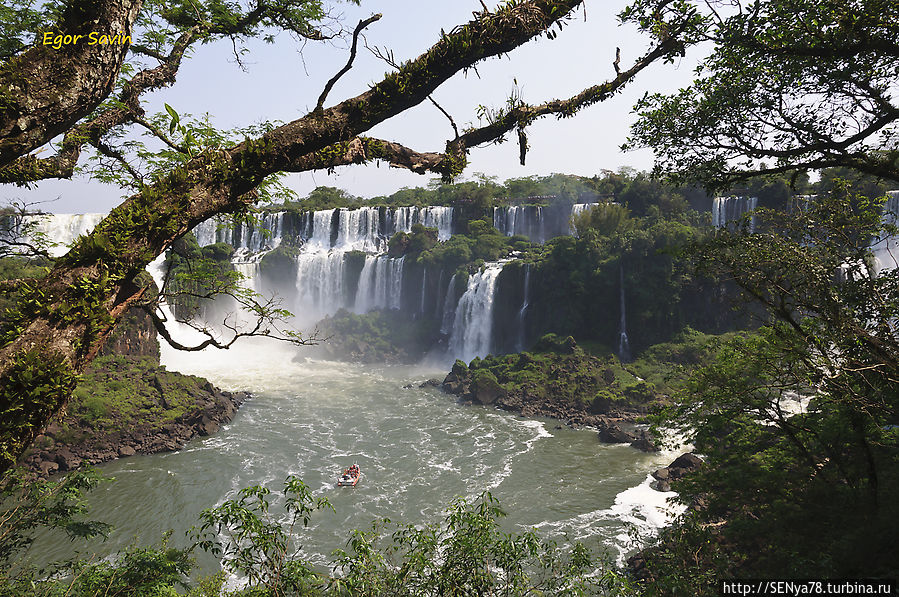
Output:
631,437,660,452
649,453,704,491
403,383,413,389
195,415,220,437
419,379,441,388
668,453,703,477
631,430,660,452
598,424,637,444
471,372,505,405
39,460,59,476
54,448,81,472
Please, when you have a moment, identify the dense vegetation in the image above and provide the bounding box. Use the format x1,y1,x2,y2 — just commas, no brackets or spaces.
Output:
445,330,727,419
636,189,899,593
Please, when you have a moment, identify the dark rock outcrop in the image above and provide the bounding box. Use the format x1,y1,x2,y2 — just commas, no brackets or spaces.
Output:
630,430,660,452
598,424,638,444
22,352,249,478
652,452,704,491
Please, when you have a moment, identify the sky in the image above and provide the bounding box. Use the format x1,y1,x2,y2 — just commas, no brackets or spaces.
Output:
3,0,702,213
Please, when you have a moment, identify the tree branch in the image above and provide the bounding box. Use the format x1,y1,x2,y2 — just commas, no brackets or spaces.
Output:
0,0,143,169
315,14,382,112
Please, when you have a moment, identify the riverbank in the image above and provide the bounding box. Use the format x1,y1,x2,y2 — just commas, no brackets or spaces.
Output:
21,354,248,477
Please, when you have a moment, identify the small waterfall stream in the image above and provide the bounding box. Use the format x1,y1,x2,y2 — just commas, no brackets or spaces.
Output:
516,264,531,352
618,265,631,362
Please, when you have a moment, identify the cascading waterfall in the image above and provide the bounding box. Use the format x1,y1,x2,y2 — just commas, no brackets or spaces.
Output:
420,268,428,316
193,212,285,257
448,262,507,363
185,206,455,328
335,207,382,252
392,206,454,241
494,206,546,243
516,264,531,352
618,265,631,362
353,255,405,313
440,274,458,335
308,210,336,249
293,250,350,321
14,213,106,257
712,196,758,231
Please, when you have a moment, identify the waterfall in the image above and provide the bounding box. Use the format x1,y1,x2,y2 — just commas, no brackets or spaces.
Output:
392,206,454,240
495,206,543,240
872,190,899,272
420,268,428,315
419,206,454,241
440,274,458,335
193,212,285,257
516,264,531,352
353,255,405,313
448,262,506,362
712,196,758,231
335,207,382,252
434,269,445,319
618,265,631,362
294,250,350,322
15,213,106,257
308,210,335,249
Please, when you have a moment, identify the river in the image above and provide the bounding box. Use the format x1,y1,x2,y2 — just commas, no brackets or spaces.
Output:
25,338,682,579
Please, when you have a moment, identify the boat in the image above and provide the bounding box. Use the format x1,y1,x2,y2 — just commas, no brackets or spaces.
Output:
337,464,361,487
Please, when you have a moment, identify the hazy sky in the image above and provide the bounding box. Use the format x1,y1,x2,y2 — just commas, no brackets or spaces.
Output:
4,0,701,213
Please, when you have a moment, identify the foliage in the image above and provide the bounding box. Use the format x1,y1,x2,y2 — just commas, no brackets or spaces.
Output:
329,491,630,596
0,0,50,60
190,476,333,594
419,218,512,276
0,467,110,568
164,233,239,320
642,186,899,590
570,203,633,238
625,0,899,188
458,333,663,414
66,354,221,433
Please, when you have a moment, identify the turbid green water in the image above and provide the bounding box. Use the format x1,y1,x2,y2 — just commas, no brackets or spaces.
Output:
24,340,682,578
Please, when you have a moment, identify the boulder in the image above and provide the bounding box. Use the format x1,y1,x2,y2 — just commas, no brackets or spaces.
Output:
54,448,81,472
650,452,704,492
195,415,220,437
668,453,703,478
651,467,670,481
118,445,136,457
419,379,441,388
631,437,660,452
471,371,506,405
630,430,660,452
598,424,637,444
39,460,59,476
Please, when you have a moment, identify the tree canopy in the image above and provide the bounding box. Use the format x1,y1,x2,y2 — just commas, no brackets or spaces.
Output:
624,0,899,190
